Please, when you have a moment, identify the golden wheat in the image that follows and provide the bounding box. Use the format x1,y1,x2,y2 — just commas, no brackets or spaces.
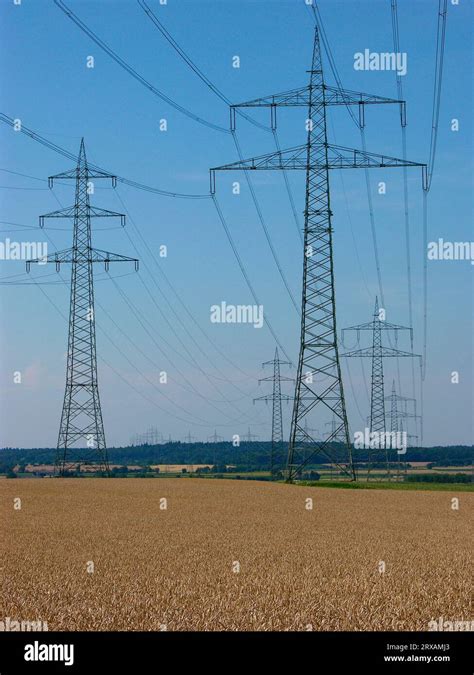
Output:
0,478,472,631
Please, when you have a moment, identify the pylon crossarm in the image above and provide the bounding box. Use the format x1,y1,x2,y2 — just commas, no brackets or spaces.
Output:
40,206,76,220
48,168,117,186
343,319,412,332
88,207,125,220
385,395,417,403
341,346,421,359
210,143,427,191
232,85,310,108
39,205,125,227
83,247,139,266
323,85,403,107
258,375,294,383
26,247,139,271
231,85,402,110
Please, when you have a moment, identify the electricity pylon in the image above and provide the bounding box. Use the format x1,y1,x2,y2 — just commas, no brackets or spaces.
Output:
207,430,224,467
341,298,421,479
26,140,138,475
184,431,196,443
208,430,224,443
242,428,258,443
254,347,293,475
385,380,420,479
210,27,426,482
142,426,162,445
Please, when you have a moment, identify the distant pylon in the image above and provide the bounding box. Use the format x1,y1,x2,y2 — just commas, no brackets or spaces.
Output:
184,431,197,443
207,430,224,467
26,140,138,475
341,298,421,480
254,347,293,475
385,380,420,479
210,26,426,483
242,427,258,443
208,430,224,443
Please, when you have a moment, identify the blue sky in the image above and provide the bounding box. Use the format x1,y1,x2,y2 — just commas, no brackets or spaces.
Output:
0,0,472,448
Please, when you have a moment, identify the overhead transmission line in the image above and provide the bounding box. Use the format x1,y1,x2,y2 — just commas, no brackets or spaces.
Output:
307,1,419,401
135,0,301,314
113,189,261,386
390,0,420,441
35,219,258,428
30,269,219,429
0,163,262,385
0,120,287,391
137,0,303,245
212,194,294,363
54,0,229,134
421,0,448,382
137,0,270,133
0,113,209,199
50,0,296,354
45,189,263,424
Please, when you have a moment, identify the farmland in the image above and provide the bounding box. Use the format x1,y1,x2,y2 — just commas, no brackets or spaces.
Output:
1,479,472,631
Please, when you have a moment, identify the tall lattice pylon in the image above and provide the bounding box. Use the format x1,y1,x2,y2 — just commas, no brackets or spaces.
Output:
26,140,138,475
341,298,421,479
210,27,426,482
254,347,293,475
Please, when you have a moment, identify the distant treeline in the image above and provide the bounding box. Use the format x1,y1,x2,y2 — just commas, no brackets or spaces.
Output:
0,443,472,472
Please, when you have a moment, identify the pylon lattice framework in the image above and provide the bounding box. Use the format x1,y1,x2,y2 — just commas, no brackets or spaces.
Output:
341,297,421,479
386,379,420,480
27,140,138,475
254,347,293,475
210,27,426,481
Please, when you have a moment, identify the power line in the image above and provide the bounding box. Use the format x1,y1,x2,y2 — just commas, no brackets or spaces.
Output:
390,0,420,440
42,188,261,428
231,131,300,315
421,0,448,384
211,194,293,364
109,198,265,423
54,0,230,135
108,272,262,423
306,2,361,129
113,189,259,386
426,0,448,192
136,1,301,313
30,220,229,429
136,0,271,133
0,113,209,199
272,130,303,246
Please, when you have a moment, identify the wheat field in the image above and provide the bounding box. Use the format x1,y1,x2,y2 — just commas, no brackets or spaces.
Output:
1,478,472,631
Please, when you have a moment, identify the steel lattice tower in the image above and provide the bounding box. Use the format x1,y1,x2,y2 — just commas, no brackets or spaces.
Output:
387,380,403,480
385,380,420,479
341,298,421,479
254,347,292,475
370,297,386,435
388,380,399,436
210,27,426,482
27,140,138,475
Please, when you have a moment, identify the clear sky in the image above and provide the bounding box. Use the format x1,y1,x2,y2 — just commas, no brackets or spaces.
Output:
0,0,472,448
